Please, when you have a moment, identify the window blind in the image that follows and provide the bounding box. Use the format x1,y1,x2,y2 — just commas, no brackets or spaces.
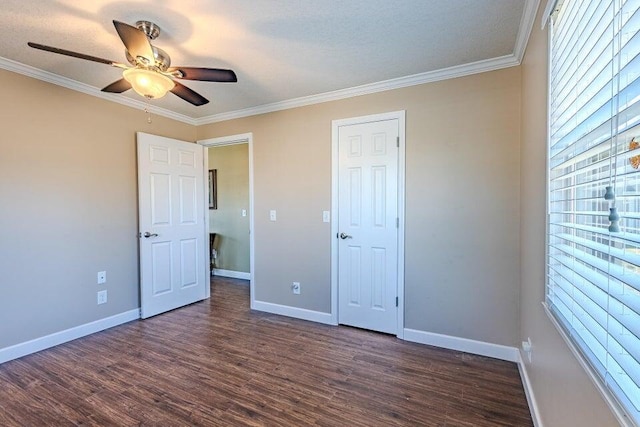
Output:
547,0,640,424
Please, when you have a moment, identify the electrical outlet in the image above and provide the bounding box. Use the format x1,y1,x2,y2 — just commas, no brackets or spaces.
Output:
97,290,108,305
97,271,106,284
292,282,301,295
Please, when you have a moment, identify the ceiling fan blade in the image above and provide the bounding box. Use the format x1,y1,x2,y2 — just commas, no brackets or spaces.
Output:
101,78,132,93
170,81,209,106
27,42,120,66
168,67,237,82
112,20,154,65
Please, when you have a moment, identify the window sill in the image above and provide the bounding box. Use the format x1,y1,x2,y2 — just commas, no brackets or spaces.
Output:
542,301,634,427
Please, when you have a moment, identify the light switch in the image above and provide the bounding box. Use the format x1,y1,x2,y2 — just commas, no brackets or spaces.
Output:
269,210,277,221
322,211,330,223
242,209,247,217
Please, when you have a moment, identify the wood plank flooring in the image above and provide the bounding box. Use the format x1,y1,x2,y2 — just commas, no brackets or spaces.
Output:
0,277,533,426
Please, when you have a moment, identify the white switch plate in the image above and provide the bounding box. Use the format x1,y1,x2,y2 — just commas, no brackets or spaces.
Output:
97,290,108,305
322,211,330,223
242,209,247,217
269,210,277,221
292,282,301,294
522,337,532,363
97,271,106,284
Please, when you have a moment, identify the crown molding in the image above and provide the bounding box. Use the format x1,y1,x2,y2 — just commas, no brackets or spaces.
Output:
515,0,541,62
195,0,539,126
0,56,197,125
2,0,539,128
194,53,520,125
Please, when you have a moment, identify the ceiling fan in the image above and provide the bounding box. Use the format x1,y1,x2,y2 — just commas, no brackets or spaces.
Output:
28,20,237,106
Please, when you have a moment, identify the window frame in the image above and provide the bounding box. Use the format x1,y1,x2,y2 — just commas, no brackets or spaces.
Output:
544,1,640,425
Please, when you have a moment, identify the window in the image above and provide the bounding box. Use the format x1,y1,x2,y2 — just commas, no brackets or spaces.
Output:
546,0,640,424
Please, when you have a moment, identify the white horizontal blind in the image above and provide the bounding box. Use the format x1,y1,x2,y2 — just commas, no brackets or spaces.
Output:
547,0,640,424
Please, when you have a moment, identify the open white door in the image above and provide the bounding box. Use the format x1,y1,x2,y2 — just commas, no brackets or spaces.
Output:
137,132,207,319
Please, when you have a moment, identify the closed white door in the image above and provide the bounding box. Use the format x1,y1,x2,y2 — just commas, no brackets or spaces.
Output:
137,132,207,319
338,119,399,334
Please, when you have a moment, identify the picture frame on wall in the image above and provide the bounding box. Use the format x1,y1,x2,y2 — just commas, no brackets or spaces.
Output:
209,169,217,210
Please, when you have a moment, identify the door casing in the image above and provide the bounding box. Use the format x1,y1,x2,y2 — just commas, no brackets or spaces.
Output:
331,111,406,338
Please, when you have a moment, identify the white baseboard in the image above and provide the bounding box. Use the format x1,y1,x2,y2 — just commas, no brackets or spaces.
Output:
252,300,334,325
213,269,250,280
517,351,544,427
0,309,140,364
403,328,520,362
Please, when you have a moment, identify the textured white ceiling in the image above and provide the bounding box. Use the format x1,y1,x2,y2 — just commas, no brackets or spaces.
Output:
0,0,530,121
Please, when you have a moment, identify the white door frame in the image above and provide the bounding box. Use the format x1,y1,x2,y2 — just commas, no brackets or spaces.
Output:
331,111,406,338
197,133,255,303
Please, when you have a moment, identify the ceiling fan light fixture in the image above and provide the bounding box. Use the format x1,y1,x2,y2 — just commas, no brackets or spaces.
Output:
123,68,174,99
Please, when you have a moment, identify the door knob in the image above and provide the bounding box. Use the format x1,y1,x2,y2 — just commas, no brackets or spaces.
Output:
143,232,158,238
339,232,352,240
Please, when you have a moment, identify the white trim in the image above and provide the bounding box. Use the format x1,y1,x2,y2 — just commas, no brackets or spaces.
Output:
396,113,406,339
198,133,255,309
403,328,520,362
252,300,334,325
542,303,634,427
195,56,519,125
0,309,140,365
0,56,196,125
203,149,211,300
517,352,544,427
330,123,340,326
541,0,560,29
515,0,541,63
200,133,254,146
331,111,406,335
213,269,250,280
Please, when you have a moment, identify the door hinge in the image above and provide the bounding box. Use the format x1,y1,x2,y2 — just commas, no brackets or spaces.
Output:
396,136,399,147
396,217,399,228
396,296,398,307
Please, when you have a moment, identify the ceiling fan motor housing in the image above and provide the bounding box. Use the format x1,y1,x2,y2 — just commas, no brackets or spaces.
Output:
136,20,160,40
125,46,171,71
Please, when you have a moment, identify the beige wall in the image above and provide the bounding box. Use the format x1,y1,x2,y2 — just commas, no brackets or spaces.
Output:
208,144,250,273
0,69,195,349
198,68,522,346
518,4,619,426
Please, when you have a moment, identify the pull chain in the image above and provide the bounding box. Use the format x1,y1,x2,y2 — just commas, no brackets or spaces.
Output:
144,98,152,124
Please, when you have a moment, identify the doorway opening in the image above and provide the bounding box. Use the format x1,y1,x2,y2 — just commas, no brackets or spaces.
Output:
198,133,255,305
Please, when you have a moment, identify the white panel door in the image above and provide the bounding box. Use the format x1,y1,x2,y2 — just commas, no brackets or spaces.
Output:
137,132,207,319
338,119,399,334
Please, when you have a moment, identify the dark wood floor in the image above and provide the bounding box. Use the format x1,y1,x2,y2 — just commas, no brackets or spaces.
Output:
0,277,532,426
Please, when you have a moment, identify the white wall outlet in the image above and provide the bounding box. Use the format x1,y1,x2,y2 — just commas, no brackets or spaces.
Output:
522,337,532,363
269,210,277,221
242,209,247,217
322,211,330,223
97,290,108,305
97,271,106,284
292,282,301,295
